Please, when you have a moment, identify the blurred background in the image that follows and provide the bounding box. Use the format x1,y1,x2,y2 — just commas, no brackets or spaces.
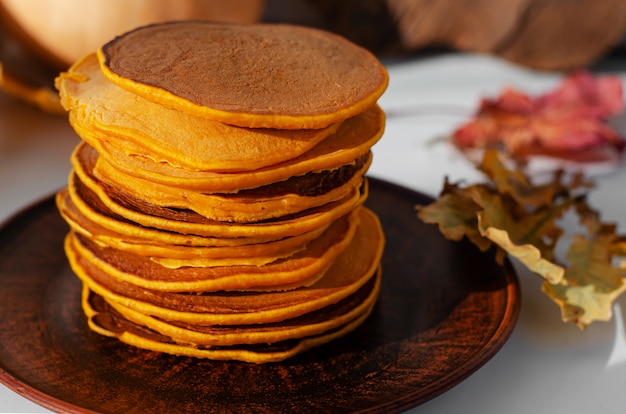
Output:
2,0,626,114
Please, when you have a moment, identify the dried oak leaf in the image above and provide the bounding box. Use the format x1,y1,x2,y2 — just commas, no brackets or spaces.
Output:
418,149,626,327
541,224,626,328
470,184,566,283
479,149,568,208
416,178,491,252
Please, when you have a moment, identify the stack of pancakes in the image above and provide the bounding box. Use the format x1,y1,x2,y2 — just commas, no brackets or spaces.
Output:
55,21,388,363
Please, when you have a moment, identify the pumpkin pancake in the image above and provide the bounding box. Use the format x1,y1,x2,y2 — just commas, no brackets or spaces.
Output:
56,186,298,252
82,285,378,363
82,105,384,192
66,208,370,293
96,21,388,129
55,20,388,363
92,268,380,347
57,188,282,248
67,207,382,314
68,162,369,239
69,205,358,269
57,53,344,172
58,190,331,265
91,148,371,223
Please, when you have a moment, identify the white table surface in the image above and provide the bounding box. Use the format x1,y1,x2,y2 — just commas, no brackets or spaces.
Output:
2,52,626,413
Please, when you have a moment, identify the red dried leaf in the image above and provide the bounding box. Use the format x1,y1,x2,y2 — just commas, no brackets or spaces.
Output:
452,71,625,158
537,72,623,118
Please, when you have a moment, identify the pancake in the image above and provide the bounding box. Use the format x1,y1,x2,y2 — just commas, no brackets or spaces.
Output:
57,189,282,248
57,53,344,172
58,190,331,264
68,207,382,325
54,20,388,362
57,188,294,249
89,145,371,199
74,104,385,192
90,268,380,347
65,208,374,293
131,206,358,269
83,284,378,363
91,149,370,223
68,162,369,239
97,21,388,129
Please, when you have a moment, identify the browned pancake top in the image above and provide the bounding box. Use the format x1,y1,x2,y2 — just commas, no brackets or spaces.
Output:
98,21,388,128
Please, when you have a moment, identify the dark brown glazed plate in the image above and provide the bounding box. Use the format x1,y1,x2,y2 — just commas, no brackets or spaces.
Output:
0,177,520,414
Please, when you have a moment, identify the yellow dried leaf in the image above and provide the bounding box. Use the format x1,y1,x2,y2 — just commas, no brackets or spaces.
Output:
479,221,565,283
566,229,624,289
417,148,626,328
479,150,559,207
542,282,626,328
542,228,626,328
470,185,567,262
479,149,593,208
416,179,492,251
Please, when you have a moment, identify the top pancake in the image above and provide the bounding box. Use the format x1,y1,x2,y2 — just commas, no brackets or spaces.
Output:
97,21,388,129
57,53,342,172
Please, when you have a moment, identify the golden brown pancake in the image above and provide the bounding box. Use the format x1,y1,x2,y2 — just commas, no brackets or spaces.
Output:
88,268,380,347
58,189,332,265
58,188,289,248
97,21,388,129
81,105,385,193
67,207,382,321
68,160,369,240
57,188,282,248
92,152,370,223
67,139,372,223
57,53,344,172
82,283,378,363
68,207,382,330
131,205,358,269
54,20,388,363
65,208,377,293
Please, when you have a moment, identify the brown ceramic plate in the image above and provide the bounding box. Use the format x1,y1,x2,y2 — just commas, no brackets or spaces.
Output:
0,178,520,414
